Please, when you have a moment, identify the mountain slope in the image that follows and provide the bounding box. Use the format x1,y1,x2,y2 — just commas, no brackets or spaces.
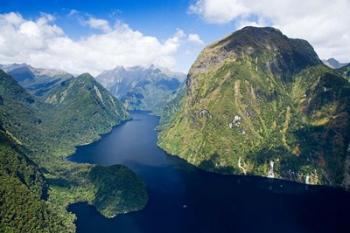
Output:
0,69,46,149
158,27,350,187
0,70,71,232
0,130,71,233
96,65,185,114
41,73,128,156
0,70,147,232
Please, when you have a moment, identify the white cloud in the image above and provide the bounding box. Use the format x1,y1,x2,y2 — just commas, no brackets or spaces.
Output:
85,17,111,32
161,29,186,54
189,0,249,24
0,12,193,75
189,0,350,62
68,9,79,17
188,33,204,44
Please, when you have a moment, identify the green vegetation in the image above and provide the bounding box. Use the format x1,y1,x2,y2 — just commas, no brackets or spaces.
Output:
0,130,69,233
0,176,66,233
158,27,350,187
89,165,148,218
0,71,148,232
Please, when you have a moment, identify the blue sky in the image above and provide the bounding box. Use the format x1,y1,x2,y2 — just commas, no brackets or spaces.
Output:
0,0,238,74
0,0,349,75
1,0,234,41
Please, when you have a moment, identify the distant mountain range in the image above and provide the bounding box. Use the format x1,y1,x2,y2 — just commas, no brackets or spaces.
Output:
322,58,349,69
0,63,186,115
158,26,350,188
0,63,73,97
96,65,185,115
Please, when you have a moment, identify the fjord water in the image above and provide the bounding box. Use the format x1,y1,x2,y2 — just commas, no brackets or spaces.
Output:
69,111,350,233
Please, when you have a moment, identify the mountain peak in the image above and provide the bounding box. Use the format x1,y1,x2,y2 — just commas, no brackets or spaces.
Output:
191,26,321,79
74,73,98,86
232,26,283,37
212,26,286,49
77,73,94,79
322,58,348,69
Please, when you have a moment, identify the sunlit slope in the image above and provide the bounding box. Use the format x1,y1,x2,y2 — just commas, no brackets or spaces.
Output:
159,27,350,187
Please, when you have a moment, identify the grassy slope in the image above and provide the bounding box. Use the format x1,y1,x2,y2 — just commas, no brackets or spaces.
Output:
158,27,350,187
0,71,148,232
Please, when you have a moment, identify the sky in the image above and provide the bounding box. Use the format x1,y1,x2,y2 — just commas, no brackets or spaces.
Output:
0,0,349,75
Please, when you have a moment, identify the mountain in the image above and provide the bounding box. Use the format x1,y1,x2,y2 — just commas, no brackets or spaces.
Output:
0,69,45,150
96,65,185,114
0,63,73,97
0,69,72,232
41,73,128,154
0,70,147,232
158,27,350,188
322,58,348,69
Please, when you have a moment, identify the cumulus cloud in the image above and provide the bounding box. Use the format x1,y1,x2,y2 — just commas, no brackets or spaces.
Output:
85,17,111,32
0,12,193,75
188,33,204,44
189,0,249,24
189,0,350,62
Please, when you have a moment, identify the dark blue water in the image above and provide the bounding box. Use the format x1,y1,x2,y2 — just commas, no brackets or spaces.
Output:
69,111,350,233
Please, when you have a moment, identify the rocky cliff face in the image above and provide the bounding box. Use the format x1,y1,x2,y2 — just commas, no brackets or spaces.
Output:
158,27,350,187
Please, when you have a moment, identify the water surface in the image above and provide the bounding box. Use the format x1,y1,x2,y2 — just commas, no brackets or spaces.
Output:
69,111,350,233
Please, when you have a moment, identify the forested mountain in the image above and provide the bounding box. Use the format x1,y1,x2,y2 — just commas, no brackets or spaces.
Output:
158,27,350,188
0,70,147,232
